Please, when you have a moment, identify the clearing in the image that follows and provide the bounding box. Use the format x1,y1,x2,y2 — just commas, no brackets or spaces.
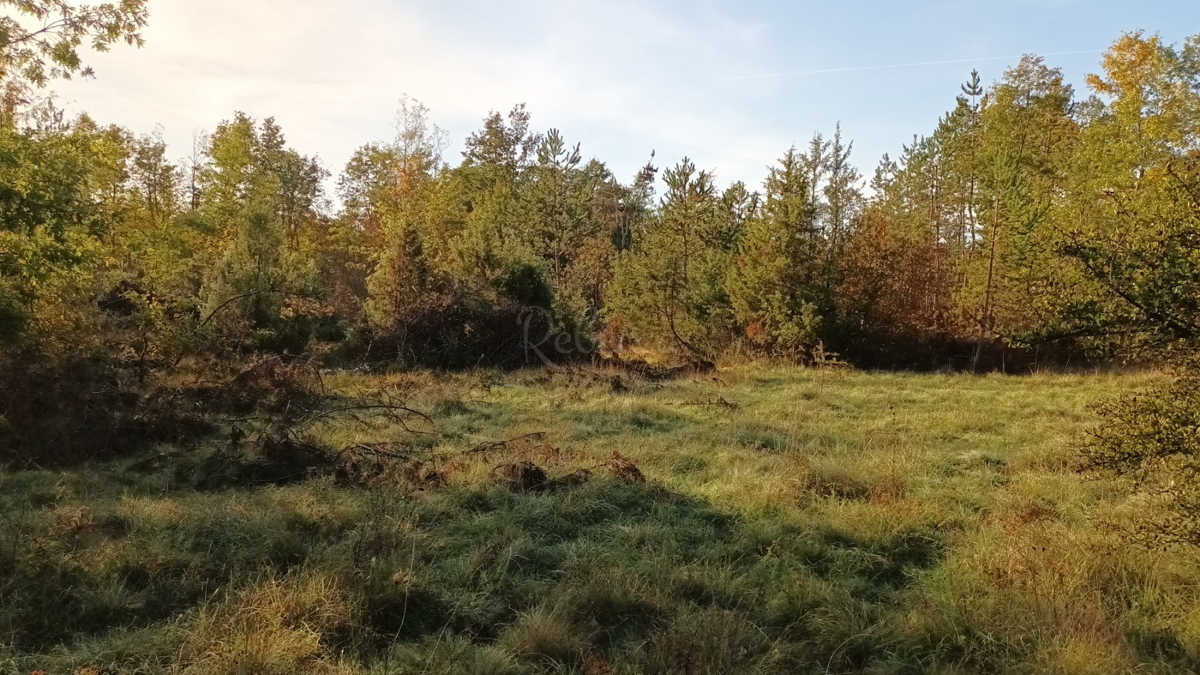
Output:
2,364,1195,674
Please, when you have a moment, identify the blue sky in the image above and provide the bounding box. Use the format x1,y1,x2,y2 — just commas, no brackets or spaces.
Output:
55,0,1200,195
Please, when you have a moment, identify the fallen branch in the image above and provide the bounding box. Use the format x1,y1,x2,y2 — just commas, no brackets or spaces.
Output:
335,443,414,463
293,394,434,435
466,432,548,455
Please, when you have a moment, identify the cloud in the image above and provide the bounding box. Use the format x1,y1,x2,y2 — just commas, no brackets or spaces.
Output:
54,0,1165,197
52,0,784,191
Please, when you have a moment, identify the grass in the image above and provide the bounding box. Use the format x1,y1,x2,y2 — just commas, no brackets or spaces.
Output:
2,363,1199,673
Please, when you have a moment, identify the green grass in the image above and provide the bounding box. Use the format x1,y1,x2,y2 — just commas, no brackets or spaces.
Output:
3,364,1199,674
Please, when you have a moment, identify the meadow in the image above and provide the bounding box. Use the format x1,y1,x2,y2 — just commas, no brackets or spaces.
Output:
2,363,1198,674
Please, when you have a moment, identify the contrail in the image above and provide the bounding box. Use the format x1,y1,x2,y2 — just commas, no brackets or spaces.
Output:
728,49,1103,82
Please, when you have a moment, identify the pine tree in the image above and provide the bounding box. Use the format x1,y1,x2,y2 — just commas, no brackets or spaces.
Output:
195,114,326,346
822,123,863,290
728,146,827,357
967,56,1077,368
607,158,725,359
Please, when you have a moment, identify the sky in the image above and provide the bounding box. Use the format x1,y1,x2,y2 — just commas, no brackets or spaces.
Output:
52,0,1200,197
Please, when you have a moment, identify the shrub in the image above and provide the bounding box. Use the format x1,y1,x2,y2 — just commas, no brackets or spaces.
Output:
1081,361,1200,546
362,287,555,368
0,352,144,464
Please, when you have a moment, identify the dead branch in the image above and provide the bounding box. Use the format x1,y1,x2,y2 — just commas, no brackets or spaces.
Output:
466,432,548,455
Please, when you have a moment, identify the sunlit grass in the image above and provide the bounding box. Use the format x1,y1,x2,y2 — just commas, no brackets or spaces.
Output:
2,364,1196,673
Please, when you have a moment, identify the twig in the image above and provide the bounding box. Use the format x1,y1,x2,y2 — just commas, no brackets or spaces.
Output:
335,443,414,463
294,401,434,434
198,289,306,328
466,432,547,455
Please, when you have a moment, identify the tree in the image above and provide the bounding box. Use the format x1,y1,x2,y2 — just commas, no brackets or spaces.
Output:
0,0,147,86
451,104,540,283
967,56,1077,369
564,159,657,340
0,0,148,126
1064,33,1200,548
1052,32,1200,353
523,128,590,282
0,119,98,346
708,180,756,252
728,146,827,357
821,123,863,289
607,158,726,359
613,156,657,252
823,124,861,246
195,113,327,350
358,98,446,329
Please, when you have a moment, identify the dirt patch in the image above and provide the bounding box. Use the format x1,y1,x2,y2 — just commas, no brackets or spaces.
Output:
555,469,593,489
490,452,647,493
191,433,330,489
591,356,716,381
610,376,630,393
867,474,907,505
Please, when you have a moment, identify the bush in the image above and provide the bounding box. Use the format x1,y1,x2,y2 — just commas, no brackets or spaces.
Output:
362,287,555,368
0,347,324,466
1081,361,1200,546
0,287,26,345
0,352,166,465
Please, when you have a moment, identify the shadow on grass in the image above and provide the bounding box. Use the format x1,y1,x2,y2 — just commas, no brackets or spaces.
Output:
0,454,952,673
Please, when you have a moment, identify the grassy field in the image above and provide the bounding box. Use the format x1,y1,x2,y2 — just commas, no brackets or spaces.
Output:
2,364,1198,674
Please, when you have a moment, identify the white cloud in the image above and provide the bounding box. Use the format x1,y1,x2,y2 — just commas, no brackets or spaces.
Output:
53,0,786,194
46,0,1199,204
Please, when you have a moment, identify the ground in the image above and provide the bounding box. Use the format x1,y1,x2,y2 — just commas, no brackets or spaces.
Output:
2,364,1197,674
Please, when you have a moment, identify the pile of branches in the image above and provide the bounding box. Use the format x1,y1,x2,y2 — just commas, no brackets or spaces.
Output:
192,354,436,486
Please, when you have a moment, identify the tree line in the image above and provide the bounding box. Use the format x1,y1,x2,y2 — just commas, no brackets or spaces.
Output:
4,33,1198,374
